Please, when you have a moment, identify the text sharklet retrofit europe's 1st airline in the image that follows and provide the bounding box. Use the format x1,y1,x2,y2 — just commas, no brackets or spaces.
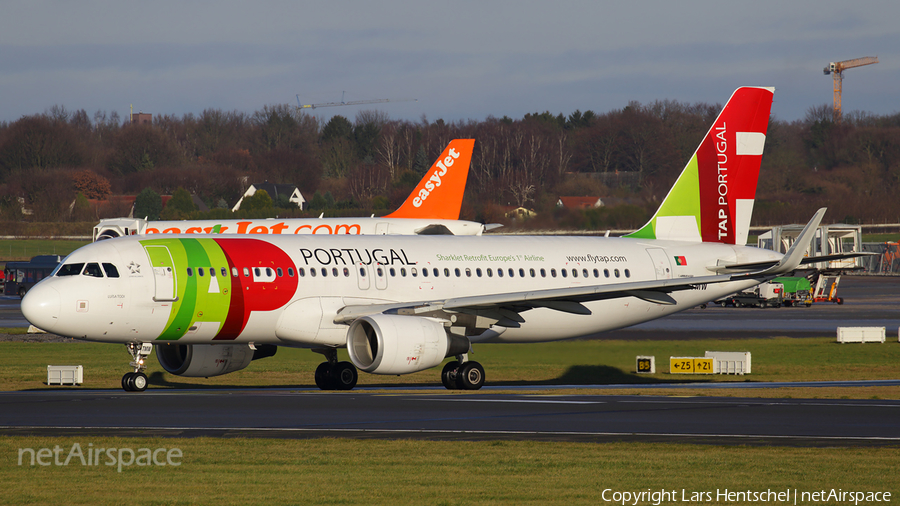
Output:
22,87,857,392
91,139,494,240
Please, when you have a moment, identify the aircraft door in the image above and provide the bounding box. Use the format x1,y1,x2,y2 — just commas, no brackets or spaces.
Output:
145,245,178,301
646,248,672,280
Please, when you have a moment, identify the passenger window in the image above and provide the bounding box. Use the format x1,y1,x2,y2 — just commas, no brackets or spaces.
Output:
254,268,260,277
465,268,471,277
422,269,429,278
288,268,295,277
529,268,535,277
243,268,250,277
411,268,417,277
186,267,194,277
376,267,383,277
476,268,482,277
540,268,546,278
593,269,599,278
561,269,567,278
614,269,620,278
310,268,316,277
277,268,283,277
57,263,84,276
345,268,351,277
221,267,228,277
198,268,204,277
508,268,514,277
604,269,610,278
102,263,119,278
298,268,304,277
487,268,493,277
433,268,439,277
266,268,272,277
551,269,557,278
83,263,104,278
497,269,503,278
333,268,339,277
572,269,578,278
583,269,588,278
359,268,366,277
321,268,327,277
209,268,216,278
444,268,450,277
624,269,631,278
390,268,396,277
401,268,407,277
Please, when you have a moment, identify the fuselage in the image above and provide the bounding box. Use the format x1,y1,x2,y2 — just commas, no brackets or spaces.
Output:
22,234,783,347
93,217,486,240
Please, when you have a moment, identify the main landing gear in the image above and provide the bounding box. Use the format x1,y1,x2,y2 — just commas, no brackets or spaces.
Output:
441,354,485,390
122,342,153,392
313,348,358,390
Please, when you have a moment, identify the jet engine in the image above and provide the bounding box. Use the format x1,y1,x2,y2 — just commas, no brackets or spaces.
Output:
156,343,277,377
346,314,469,375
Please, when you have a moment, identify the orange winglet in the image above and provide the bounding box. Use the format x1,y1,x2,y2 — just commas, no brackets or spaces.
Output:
384,139,475,220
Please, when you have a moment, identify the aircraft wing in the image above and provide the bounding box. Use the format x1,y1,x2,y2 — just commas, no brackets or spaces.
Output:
708,252,877,274
334,271,750,326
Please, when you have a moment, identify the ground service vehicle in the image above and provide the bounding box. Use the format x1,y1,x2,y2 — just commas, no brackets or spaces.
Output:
3,255,61,298
773,276,812,306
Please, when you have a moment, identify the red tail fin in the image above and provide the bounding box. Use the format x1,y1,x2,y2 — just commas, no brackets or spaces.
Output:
384,139,475,220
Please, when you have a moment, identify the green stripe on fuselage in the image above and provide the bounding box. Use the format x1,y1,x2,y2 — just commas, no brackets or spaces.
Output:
141,238,232,341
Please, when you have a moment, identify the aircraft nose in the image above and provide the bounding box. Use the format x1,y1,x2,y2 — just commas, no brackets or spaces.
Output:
21,284,60,332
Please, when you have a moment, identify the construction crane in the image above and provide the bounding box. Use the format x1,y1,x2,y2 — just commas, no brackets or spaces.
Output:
296,91,416,110
823,56,878,123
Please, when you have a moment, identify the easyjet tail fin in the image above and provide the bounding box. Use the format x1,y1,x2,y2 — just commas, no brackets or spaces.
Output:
384,139,475,220
626,87,774,245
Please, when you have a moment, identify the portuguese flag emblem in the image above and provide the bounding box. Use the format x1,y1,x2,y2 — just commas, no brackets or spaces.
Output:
674,256,687,266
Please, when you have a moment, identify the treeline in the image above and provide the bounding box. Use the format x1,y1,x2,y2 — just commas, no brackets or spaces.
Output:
2,101,900,230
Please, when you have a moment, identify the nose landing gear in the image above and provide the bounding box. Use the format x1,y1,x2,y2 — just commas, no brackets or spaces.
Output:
122,342,153,392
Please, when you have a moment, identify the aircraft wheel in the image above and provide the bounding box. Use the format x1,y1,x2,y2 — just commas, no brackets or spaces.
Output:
121,372,133,391
314,362,333,390
456,361,485,390
132,372,148,392
441,361,460,390
333,362,358,390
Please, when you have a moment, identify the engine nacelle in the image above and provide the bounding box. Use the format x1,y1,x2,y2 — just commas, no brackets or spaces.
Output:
347,314,469,375
156,343,276,377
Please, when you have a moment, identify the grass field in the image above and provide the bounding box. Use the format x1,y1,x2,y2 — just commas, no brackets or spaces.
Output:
0,436,897,506
0,238,90,262
2,337,899,399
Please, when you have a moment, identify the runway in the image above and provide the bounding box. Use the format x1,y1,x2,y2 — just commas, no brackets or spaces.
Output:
1,389,899,446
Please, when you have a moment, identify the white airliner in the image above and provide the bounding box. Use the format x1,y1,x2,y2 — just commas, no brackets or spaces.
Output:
22,87,840,392
92,139,494,240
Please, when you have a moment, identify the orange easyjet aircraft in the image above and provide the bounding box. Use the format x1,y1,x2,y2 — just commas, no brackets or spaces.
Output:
93,139,491,240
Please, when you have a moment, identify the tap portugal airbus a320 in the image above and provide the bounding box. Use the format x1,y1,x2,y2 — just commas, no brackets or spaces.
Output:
92,139,494,240
22,87,839,392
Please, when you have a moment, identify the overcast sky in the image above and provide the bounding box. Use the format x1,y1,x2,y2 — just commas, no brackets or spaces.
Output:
2,1,898,125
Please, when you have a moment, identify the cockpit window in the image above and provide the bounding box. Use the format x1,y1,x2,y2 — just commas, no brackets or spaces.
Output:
57,263,85,276
83,263,104,278
102,263,119,278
